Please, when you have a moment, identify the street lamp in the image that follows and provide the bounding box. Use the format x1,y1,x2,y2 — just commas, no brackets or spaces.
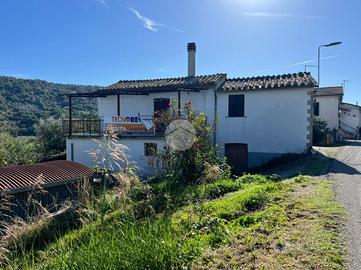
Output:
318,42,342,86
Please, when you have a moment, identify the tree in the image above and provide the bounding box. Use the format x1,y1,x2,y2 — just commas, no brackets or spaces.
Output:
35,117,65,157
313,117,329,145
155,101,230,184
0,133,40,166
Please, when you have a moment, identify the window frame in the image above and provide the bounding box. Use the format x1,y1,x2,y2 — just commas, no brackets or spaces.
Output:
314,102,320,116
228,94,245,118
154,98,170,114
144,143,157,157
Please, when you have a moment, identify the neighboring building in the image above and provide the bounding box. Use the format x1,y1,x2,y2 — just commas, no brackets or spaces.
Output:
340,102,361,139
64,43,317,175
0,161,93,219
314,86,344,130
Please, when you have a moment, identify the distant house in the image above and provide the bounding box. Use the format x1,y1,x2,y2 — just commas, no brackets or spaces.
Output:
340,102,361,139
0,161,93,219
314,86,344,131
63,43,317,175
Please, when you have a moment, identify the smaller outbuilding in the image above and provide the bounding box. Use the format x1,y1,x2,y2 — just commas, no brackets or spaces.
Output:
314,86,344,131
0,160,93,219
340,102,361,139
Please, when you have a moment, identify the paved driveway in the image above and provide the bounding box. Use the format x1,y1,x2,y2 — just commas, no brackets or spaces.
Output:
328,141,361,270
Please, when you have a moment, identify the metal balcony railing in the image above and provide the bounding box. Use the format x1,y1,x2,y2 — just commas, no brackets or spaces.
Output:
63,114,190,137
63,118,103,137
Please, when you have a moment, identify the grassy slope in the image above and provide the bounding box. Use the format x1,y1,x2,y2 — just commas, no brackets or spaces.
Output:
3,175,346,270
194,177,346,269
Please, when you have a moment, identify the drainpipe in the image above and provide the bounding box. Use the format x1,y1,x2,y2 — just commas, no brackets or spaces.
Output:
213,88,217,147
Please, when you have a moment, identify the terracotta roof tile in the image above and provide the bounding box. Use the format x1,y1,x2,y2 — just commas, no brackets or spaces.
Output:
0,161,93,192
95,74,227,94
220,72,317,91
314,86,343,96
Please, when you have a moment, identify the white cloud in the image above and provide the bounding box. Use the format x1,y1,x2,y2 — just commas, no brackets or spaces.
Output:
129,8,162,32
93,0,108,7
129,8,185,33
289,55,338,67
289,59,315,67
242,12,322,19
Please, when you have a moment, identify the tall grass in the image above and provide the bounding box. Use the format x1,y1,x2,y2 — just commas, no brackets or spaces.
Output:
40,216,184,270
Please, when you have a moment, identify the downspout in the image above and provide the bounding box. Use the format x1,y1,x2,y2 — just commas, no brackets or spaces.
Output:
117,93,120,116
213,88,217,147
213,76,227,147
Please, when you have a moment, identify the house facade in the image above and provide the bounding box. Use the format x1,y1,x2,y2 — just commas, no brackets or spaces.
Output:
314,86,343,131
340,102,361,138
65,43,317,176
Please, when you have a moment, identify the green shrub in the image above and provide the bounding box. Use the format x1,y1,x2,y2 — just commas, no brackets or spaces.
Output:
200,180,242,200
0,133,40,166
313,117,329,145
35,117,65,158
154,102,230,184
237,174,267,184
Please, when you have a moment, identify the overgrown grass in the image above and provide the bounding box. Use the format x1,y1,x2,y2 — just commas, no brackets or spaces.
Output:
194,176,346,269
1,175,346,270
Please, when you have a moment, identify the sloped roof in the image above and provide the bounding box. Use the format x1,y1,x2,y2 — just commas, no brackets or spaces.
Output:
220,72,317,91
94,73,226,95
341,102,361,111
314,86,343,96
0,161,93,192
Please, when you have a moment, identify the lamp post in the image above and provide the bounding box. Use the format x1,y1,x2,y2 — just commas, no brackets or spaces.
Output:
318,42,342,86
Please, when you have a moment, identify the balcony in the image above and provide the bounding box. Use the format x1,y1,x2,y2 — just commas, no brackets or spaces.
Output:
63,118,103,137
63,116,159,137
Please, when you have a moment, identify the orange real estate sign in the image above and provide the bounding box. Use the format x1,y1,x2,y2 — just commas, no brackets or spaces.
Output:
104,116,155,136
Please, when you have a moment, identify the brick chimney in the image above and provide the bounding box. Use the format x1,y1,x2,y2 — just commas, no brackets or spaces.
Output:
187,42,196,77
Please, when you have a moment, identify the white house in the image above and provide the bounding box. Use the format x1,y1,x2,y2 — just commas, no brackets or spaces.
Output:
314,86,343,131
65,43,317,176
340,102,361,138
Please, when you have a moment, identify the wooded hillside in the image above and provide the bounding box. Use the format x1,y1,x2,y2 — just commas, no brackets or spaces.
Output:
0,76,99,135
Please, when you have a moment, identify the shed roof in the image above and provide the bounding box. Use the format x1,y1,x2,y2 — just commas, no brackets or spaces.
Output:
314,86,343,96
0,161,93,192
220,72,317,92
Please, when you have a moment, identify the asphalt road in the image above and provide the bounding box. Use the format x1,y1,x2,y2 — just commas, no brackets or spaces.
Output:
329,141,361,270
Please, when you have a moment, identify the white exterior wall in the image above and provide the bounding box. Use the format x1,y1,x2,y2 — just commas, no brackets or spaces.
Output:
216,88,312,167
72,90,216,177
97,89,216,124
315,95,340,130
66,137,165,177
69,86,312,173
340,103,361,133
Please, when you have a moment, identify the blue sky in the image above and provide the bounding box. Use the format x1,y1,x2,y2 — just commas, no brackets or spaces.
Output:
0,0,360,103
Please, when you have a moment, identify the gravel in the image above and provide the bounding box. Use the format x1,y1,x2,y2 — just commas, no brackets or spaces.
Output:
328,141,361,270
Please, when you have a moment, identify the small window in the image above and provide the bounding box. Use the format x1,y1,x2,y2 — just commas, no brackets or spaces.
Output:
314,102,320,116
228,95,245,117
154,98,170,114
145,143,157,156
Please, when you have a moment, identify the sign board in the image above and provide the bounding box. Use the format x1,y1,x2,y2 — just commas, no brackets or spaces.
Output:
104,115,155,136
